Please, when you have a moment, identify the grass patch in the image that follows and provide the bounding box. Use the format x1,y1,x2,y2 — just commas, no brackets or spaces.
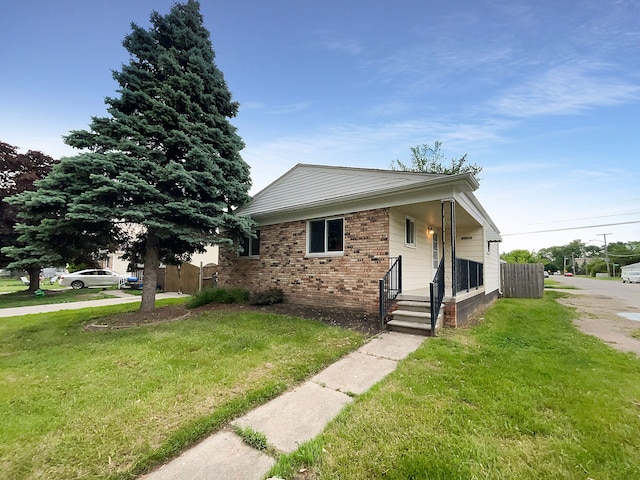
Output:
632,329,640,340
233,425,270,452
0,286,120,309
544,279,578,289
267,438,325,479
301,292,640,480
0,302,365,479
0,277,67,294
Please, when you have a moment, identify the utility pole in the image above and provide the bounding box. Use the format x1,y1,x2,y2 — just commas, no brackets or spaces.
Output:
597,233,612,277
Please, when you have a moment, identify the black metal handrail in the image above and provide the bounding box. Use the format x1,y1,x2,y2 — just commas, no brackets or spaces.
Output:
429,258,445,337
455,257,483,293
379,256,402,325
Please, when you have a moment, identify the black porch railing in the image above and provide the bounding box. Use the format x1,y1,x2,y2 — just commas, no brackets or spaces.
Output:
429,258,445,337
455,257,483,293
379,256,402,325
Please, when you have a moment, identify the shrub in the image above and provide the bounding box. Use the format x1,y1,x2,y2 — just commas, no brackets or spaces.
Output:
186,287,250,308
250,288,284,306
587,259,608,277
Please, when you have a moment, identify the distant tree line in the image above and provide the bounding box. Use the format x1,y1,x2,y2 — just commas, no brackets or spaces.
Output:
501,239,640,277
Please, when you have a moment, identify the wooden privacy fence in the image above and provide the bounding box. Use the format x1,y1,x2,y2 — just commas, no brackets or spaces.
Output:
156,263,216,295
500,263,544,298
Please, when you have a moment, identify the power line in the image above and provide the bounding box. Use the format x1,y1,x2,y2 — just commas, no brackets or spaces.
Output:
501,219,640,236
527,211,640,225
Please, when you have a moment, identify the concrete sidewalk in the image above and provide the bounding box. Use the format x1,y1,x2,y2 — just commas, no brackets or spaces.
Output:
141,331,426,480
0,291,188,317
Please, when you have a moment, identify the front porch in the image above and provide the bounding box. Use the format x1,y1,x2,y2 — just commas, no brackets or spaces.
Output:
380,254,488,336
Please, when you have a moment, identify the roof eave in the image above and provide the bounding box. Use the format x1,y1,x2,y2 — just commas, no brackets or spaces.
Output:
238,172,480,223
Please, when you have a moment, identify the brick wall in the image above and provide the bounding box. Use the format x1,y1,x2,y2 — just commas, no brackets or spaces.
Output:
218,208,391,313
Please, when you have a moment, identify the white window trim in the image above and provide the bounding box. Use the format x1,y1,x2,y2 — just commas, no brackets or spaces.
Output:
305,217,345,258
405,216,416,248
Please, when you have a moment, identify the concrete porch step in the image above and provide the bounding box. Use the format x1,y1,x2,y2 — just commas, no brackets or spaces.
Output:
395,300,432,313
386,319,432,336
390,309,431,324
397,293,430,302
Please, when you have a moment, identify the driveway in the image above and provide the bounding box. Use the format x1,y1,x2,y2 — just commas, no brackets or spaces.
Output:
550,275,640,356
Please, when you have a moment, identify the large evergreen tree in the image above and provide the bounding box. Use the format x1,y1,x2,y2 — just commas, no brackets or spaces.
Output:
9,1,252,310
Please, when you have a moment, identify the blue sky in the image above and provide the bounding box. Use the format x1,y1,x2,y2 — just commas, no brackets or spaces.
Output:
2,0,639,253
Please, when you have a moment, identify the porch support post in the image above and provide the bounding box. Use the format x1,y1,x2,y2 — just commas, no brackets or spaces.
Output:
441,198,457,298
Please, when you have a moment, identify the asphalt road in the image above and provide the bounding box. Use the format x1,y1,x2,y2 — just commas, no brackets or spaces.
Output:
551,274,640,311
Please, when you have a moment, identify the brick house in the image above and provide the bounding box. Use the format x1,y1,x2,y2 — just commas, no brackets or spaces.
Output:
218,164,502,334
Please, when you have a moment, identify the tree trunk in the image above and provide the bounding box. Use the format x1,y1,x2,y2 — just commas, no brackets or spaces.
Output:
27,266,41,292
140,231,160,313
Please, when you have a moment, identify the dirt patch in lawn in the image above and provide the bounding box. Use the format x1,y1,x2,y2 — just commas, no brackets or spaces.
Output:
85,302,383,337
558,294,640,356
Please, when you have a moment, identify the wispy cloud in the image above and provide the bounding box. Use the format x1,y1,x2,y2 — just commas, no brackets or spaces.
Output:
310,29,365,56
242,117,512,192
268,102,311,115
484,162,557,174
322,39,364,55
490,62,640,117
238,101,311,115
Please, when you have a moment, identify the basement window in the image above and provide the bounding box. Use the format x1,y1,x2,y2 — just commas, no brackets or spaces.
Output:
307,218,344,255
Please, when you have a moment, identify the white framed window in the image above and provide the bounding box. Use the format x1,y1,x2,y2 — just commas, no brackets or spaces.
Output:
239,230,260,257
307,217,344,255
432,232,439,269
405,216,416,247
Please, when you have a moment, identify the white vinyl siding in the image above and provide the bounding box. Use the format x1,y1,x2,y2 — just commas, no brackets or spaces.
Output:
405,216,416,247
455,227,484,262
484,235,501,294
389,207,431,291
240,165,444,217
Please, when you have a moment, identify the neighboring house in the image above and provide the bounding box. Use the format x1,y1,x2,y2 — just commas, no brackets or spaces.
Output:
218,164,502,334
101,247,219,274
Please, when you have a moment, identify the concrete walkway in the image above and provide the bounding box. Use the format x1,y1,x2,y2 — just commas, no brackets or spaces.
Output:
141,331,426,480
0,290,188,317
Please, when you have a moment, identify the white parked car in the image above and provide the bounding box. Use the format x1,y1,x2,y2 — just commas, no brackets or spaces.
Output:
58,269,128,289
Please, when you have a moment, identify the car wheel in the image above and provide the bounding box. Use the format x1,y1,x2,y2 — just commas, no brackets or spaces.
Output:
70,280,84,289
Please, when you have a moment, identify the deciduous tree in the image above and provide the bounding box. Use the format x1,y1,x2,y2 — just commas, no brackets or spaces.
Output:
0,142,57,290
500,249,541,264
390,141,482,178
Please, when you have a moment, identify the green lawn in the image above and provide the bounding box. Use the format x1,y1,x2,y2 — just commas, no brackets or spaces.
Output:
0,285,123,309
544,278,578,289
0,301,366,479
0,277,67,294
270,291,640,479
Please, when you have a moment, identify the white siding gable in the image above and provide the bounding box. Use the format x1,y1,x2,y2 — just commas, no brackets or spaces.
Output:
240,164,446,217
